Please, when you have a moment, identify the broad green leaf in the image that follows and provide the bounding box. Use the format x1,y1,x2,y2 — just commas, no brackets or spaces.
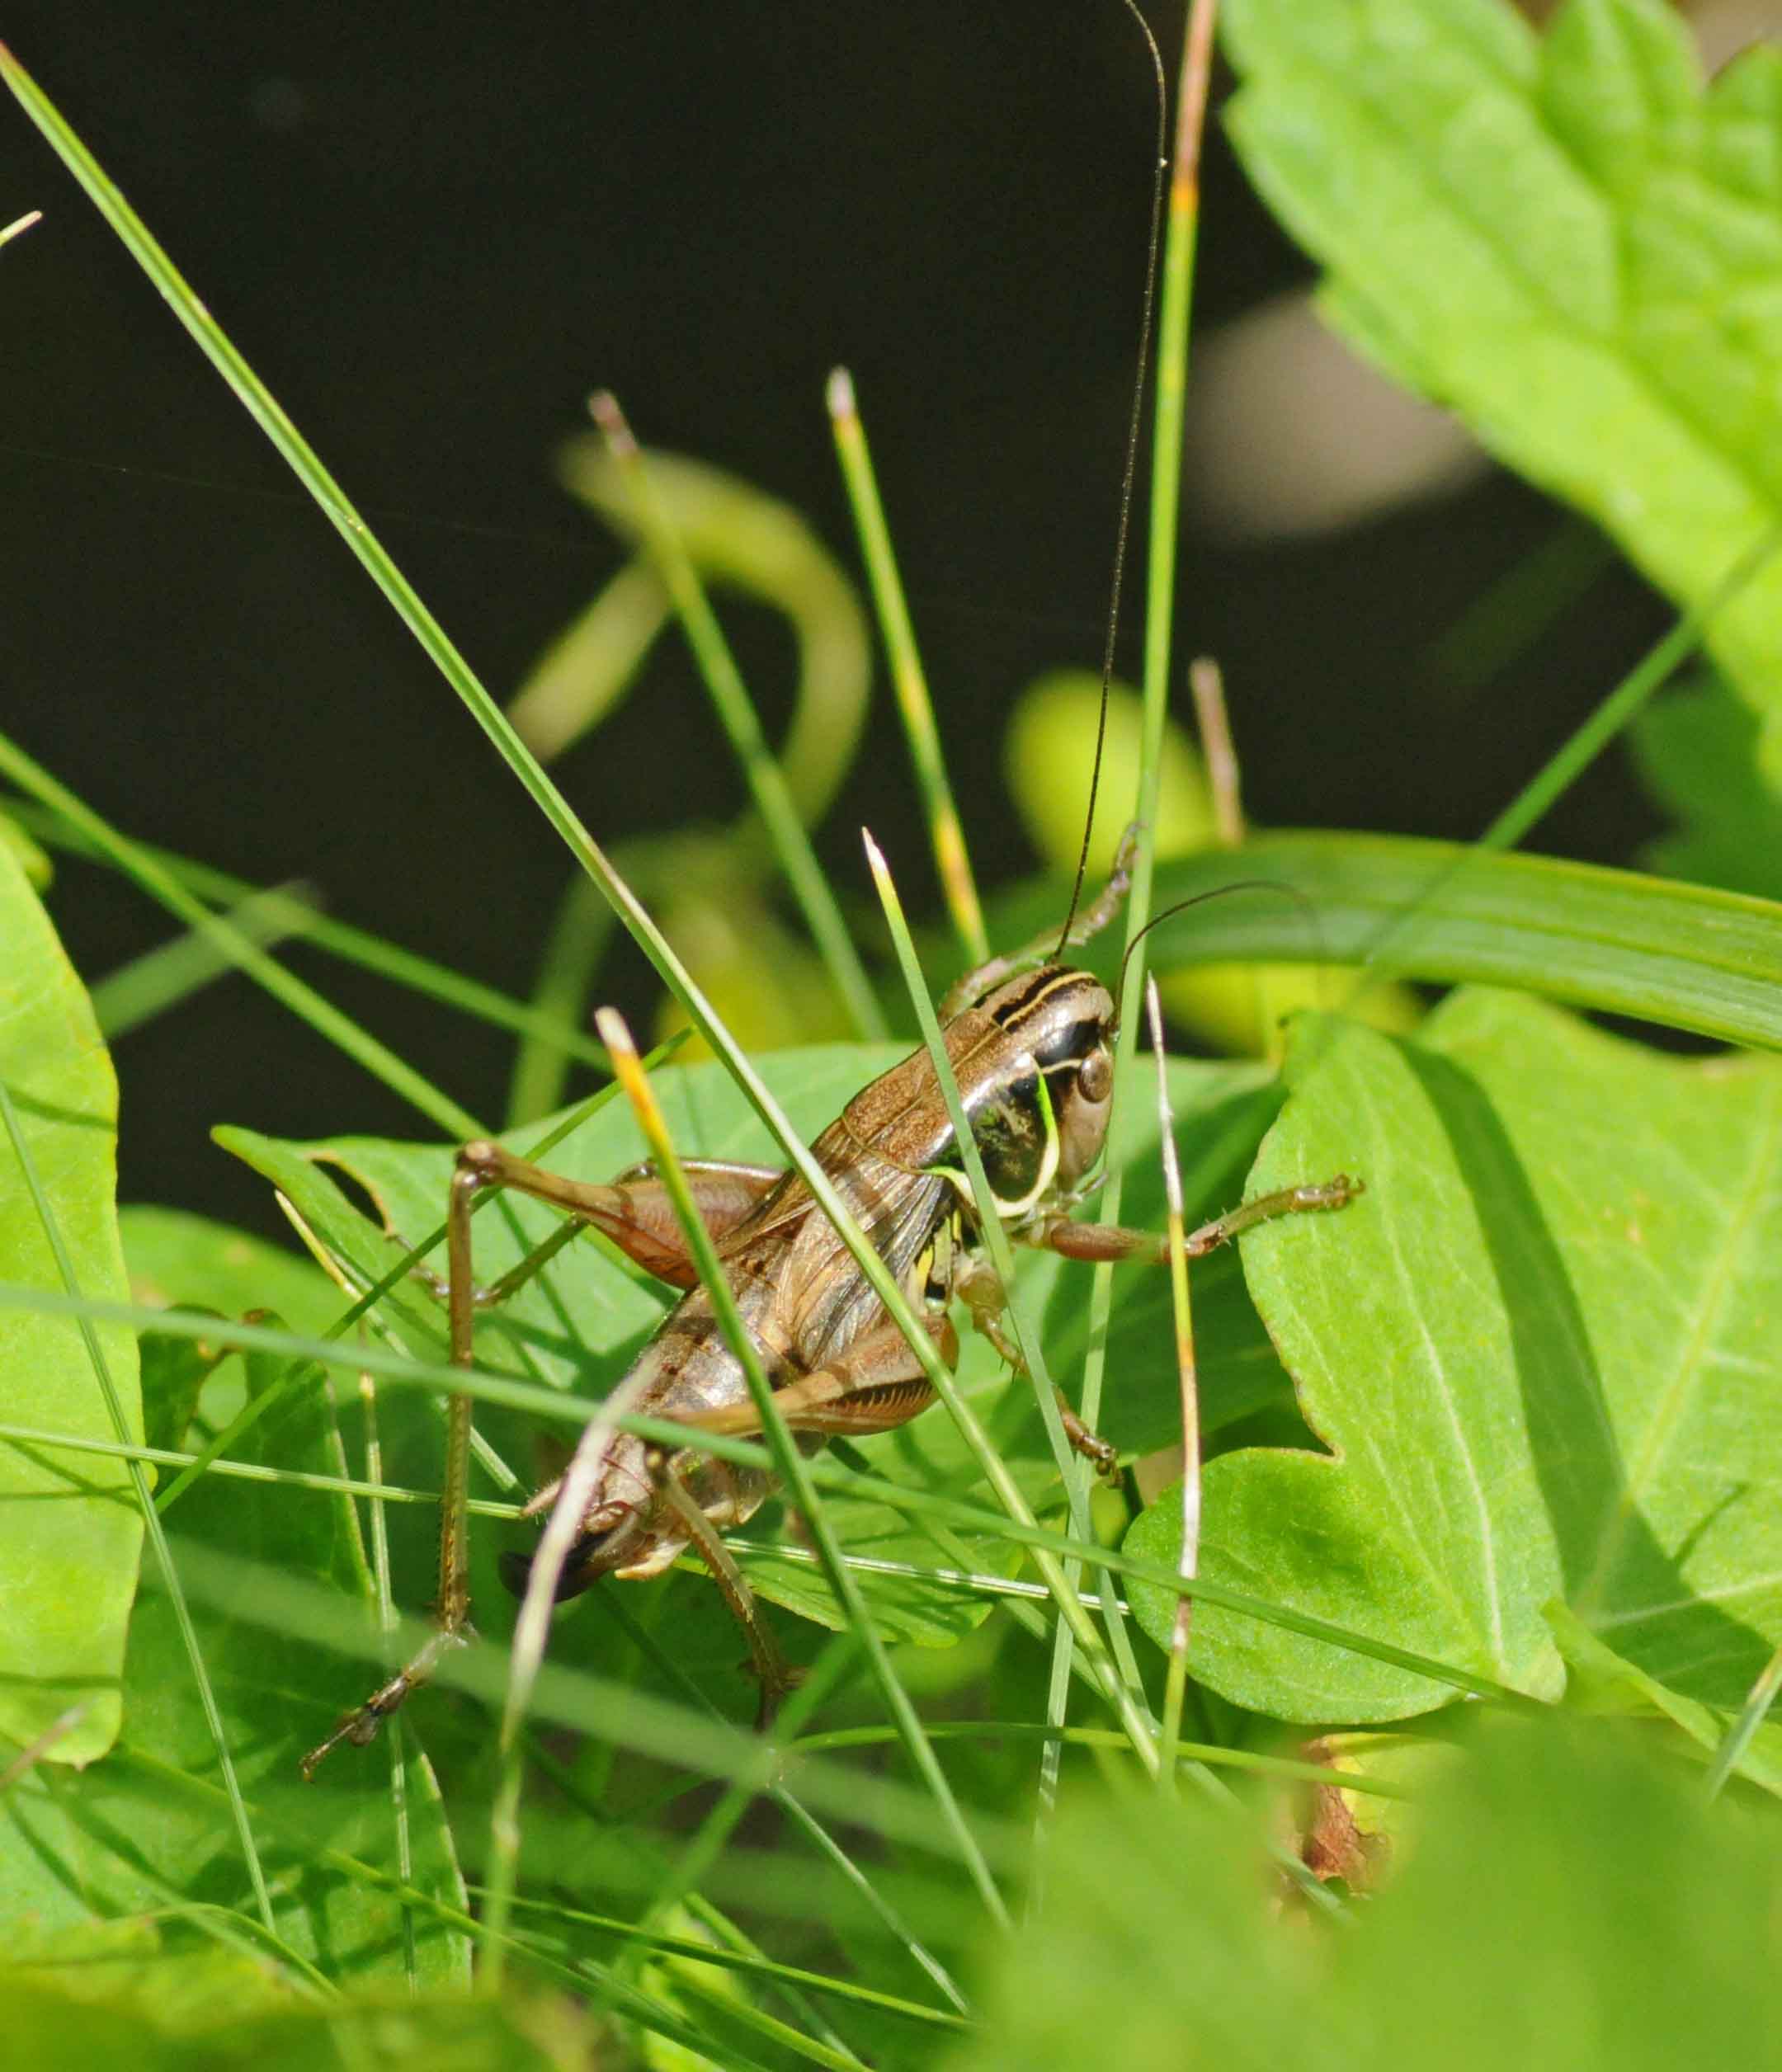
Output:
953,1720,1782,2072
1630,675,1782,900
218,1046,1289,1652
1221,0,1782,779
0,834,140,1763
1129,991,1782,1721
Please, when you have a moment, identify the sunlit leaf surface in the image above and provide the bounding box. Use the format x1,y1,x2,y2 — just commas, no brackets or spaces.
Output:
1130,991,1782,1722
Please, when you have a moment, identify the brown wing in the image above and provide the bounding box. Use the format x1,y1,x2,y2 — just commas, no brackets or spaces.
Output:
708,1115,950,1369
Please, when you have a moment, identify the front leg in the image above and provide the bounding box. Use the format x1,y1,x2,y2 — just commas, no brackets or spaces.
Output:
1030,1172,1362,1267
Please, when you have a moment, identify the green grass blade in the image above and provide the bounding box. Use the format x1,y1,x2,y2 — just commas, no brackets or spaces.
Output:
87,882,318,1040
491,1891,967,2035
1472,525,1782,859
827,366,989,965
589,393,887,1043
9,799,614,1075
566,1010,1012,1938
988,834,1782,1052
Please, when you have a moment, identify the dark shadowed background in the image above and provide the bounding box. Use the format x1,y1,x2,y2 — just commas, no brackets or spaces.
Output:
0,0,1668,1236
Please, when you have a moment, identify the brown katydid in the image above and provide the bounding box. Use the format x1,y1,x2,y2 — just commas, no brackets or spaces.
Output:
301,841,1359,1775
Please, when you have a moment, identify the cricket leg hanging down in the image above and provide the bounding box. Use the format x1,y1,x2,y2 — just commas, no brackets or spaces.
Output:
304,1139,785,1775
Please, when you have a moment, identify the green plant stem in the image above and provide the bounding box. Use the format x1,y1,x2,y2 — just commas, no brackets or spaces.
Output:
588,391,886,1043
827,365,989,966
1146,977,1200,1798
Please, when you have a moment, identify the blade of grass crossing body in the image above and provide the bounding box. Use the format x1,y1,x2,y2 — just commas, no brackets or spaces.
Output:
0,1285,1551,1710
0,1081,278,1939
827,365,989,966
1044,0,1210,1832
1145,977,1200,1799
588,391,886,1043
606,1012,1011,1924
865,835,1163,1780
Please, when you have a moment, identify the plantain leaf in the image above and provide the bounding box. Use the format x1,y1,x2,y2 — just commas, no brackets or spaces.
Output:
0,834,140,1764
1128,991,1782,1722
1222,0,1782,779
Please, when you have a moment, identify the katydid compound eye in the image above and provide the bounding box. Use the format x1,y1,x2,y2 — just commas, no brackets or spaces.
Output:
1077,1048,1112,1103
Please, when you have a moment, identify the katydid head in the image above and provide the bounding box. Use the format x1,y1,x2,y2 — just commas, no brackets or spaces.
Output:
968,964,1118,1211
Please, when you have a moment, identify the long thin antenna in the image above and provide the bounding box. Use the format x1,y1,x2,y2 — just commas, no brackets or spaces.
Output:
1054,0,1170,953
